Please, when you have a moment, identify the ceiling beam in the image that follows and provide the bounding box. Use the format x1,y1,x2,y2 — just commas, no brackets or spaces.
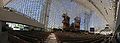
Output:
74,0,107,22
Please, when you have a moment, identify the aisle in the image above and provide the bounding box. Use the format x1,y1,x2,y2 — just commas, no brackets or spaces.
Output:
46,33,57,43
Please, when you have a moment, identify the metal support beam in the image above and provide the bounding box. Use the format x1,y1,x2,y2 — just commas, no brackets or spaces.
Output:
40,0,52,29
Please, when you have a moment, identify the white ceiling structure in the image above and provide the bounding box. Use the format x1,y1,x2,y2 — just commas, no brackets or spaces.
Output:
74,0,116,31
0,0,119,31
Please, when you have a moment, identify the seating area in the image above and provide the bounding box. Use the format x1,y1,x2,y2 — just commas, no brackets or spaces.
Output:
54,32,107,43
8,30,51,43
8,30,109,43
8,34,29,43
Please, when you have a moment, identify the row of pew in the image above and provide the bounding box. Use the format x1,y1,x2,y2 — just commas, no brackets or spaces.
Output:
8,30,109,43
8,30,51,43
54,32,107,43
